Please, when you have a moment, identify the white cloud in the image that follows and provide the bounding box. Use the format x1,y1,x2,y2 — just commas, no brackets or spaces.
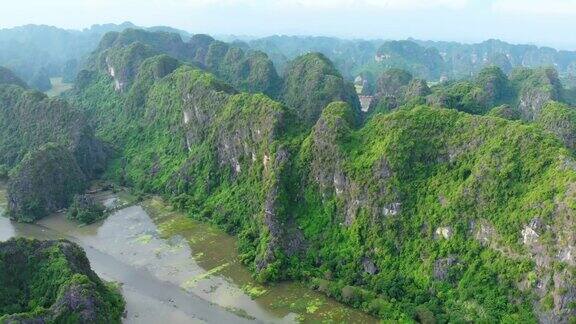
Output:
170,0,469,10
294,0,469,9
15,0,471,11
492,0,576,15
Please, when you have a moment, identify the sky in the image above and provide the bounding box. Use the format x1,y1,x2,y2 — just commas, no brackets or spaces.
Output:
1,0,576,50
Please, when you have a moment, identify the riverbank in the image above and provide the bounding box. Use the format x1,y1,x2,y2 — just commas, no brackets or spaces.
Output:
142,196,379,323
0,186,378,323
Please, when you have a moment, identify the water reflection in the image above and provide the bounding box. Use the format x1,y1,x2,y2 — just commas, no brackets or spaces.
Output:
0,185,377,323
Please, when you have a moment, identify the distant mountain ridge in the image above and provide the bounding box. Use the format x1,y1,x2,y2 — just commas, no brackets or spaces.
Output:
1,23,575,322
0,22,191,90
246,35,576,86
3,21,576,91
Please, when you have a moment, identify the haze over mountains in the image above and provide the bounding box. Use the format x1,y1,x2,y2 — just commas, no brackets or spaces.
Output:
1,17,576,323
2,22,576,92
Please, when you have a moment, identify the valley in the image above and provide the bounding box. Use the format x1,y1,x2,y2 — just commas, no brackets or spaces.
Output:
0,184,377,323
0,10,576,323
45,77,73,97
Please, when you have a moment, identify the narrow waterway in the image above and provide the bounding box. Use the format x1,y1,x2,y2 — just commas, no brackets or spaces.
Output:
0,183,378,323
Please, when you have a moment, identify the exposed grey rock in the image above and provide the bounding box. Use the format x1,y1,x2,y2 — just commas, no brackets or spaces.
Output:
257,148,306,271
435,226,453,240
404,79,431,99
358,95,375,112
522,218,543,245
362,257,379,275
433,256,459,281
516,68,562,121
310,108,399,226
518,88,555,121
383,202,401,216
473,219,497,246
0,239,124,323
8,144,87,223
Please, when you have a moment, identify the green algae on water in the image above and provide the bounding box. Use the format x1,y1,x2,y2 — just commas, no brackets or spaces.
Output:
242,283,268,299
134,233,154,244
181,262,231,290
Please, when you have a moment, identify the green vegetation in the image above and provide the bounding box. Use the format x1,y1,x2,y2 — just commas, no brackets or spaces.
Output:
0,238,124,323
0,72,107,223
7,144,87,222
0,22,190,89
0,67,27,88
511,67,564,120
0,165,8,180
71,42,576,321
281,52,360,126
536,101,576,151
247,35,381,78
366,65,568,124
45,77,73,98
67,194,105,225
372,40,445,80
29,67,51,92
0,80,106,177
249,36,576,85
92,29,281,96
293,104,570,322
487,104,521,120
7,23,576,323
375,68,413,99
427,66,514,115
87,30,361,127
368,68,430,115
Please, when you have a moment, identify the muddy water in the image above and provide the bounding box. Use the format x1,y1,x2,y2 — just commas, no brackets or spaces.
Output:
0,184,377,323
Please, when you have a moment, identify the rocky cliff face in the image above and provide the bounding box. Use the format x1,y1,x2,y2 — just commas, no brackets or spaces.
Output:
425,66,513,115
474,65,510,107
375,40,445,80
282,53,360,126
295,105,576,322
74,61,301,279
375,68,413,100
0,238,124,323
372,69,430,112
308,102,399,226
537,101,576,151
0,82,107,176
404,78,431,99
91,29,280,96
513,68,563,120
487,104,521,120
104,42,156,92
8,144,87,222
71,46,576,322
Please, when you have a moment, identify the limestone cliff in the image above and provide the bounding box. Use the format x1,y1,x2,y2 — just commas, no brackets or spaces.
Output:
8,144,87,222
70,47,576,322
537,101,576,151
90,29,280,96
0,238,124,323
282,53,360,126
0,82,107,177
512,68,563,120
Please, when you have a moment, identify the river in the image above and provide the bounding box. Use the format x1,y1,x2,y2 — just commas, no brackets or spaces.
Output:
0,183,378,323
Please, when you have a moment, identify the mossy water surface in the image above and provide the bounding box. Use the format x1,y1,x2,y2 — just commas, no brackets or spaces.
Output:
0,183,378,322
143,196,378,323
